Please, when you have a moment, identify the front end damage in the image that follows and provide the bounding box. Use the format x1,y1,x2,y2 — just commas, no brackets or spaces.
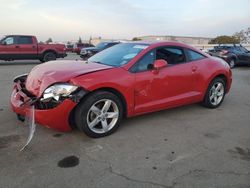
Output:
10,74,86,132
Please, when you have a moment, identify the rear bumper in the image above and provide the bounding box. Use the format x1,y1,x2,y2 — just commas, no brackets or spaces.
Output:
10,83,76,132
220,56,231,63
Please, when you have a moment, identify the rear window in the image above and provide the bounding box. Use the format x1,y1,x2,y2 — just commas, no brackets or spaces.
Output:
18,36,33,44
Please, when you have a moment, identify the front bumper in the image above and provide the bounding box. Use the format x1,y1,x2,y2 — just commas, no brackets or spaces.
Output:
10,82,77,132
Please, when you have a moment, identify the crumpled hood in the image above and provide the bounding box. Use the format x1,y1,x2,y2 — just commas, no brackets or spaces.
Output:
26,60,112,97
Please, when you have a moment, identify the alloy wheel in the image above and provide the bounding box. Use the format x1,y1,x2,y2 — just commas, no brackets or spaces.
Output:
209,82,225,106
87,99,119,134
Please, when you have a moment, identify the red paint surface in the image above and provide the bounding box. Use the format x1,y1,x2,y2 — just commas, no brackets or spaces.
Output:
11,42,232,132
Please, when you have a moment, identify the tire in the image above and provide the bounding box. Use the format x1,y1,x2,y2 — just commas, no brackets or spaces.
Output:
43,52,56,62
229,58,235,69
39,58,45,63
75,91,123,138
202,77,226,108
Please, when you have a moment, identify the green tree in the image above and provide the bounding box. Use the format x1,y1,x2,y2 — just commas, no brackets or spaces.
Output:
132,37,142,41
46,38,53,44
209,35,240,44
78,37,82,44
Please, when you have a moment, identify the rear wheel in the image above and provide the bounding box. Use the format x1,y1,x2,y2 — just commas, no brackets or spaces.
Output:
75,91,123,138
203,77,226,108
43,52,56,62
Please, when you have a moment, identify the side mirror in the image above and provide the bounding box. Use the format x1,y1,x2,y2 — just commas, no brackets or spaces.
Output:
153,59,168,72
1,41,7,45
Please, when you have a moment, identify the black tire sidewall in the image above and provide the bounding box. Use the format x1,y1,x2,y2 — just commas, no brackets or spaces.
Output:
203,77,226,108
43,52,56,62
75,91,124,138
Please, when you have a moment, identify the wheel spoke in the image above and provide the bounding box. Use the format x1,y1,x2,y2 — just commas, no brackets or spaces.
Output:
214,96,218,105
101,120,109,132
102,100,112,112
217,83,223,91
89,117,100,129
217,91,223,97
210,93,215,101
106,112,118,118
90,105,101,115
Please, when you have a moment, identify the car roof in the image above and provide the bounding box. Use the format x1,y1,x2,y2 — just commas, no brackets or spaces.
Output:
122,41,204,52
217,44,241,47
4,35,34,37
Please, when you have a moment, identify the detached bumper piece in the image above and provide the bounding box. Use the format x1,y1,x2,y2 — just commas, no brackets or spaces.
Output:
11,79,78,132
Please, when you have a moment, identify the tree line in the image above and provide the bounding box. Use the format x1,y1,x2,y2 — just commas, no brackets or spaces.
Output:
209,27,250,44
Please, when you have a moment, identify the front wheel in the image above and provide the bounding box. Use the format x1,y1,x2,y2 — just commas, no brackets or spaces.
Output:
75,91,123,138
203,77,226,108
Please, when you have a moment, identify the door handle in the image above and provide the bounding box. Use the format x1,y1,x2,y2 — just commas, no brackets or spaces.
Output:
32,46,36,49
15,45,20,48
191,66,197,72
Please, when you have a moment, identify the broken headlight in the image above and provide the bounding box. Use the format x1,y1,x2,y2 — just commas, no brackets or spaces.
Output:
41,83,78,102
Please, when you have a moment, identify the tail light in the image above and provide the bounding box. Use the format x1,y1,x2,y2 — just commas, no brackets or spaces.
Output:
220,50,228,55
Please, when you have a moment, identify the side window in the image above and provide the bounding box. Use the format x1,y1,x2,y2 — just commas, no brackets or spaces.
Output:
187,49,206,61
18,36,33,44
156,47,185,65
131,51,155,72
3,37,15,45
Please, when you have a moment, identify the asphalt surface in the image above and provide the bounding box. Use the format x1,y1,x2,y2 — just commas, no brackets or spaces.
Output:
0,54,250,188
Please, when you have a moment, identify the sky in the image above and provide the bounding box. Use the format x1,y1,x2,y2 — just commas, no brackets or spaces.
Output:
0,0,249,42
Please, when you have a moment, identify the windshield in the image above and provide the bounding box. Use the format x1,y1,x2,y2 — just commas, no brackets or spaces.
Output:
88,43,149,67
239,46,249,53
0,36,5,43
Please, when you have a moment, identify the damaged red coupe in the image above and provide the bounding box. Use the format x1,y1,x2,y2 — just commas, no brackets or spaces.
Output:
11,42,232,138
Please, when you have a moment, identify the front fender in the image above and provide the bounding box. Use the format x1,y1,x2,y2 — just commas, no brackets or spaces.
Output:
70,68,135,117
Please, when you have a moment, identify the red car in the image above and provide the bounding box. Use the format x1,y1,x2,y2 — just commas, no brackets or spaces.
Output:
0,35,67,62
11,42,232,138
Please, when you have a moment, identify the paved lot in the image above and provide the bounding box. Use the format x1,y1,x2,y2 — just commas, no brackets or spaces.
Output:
0,54,250,188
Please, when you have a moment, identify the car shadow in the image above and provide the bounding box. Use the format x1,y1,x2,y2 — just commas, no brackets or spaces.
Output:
121,103,205,129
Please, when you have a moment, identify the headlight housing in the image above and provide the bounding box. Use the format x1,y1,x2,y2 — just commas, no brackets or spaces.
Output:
41,83,78,102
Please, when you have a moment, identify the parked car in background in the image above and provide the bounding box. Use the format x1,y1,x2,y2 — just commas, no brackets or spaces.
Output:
11,42,232,138
73,43,94,55
65,44,74,53
208,44,250,68
80,41,120,60
0,35,67,62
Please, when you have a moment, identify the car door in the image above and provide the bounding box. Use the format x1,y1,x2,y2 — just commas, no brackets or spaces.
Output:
133,46,196,114
0,36,19,60
17,36,37,59
238,46,250,63
185,49,209,100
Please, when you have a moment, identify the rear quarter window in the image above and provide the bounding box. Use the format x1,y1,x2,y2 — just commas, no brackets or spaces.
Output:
187,49,206,61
